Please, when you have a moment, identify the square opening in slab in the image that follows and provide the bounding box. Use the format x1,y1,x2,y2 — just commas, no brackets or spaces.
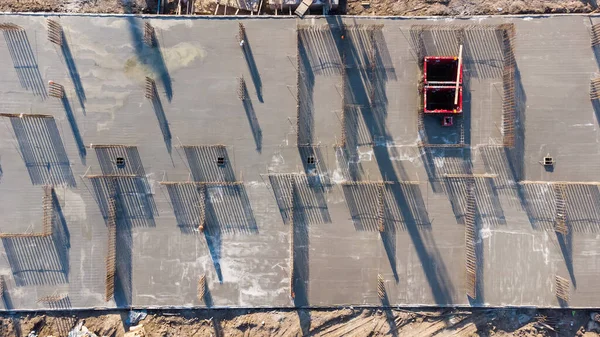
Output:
217,157,226,166
442,116,454,126
307,156,316,165
116,157,125,168
424,57,462,84
424,86,463,113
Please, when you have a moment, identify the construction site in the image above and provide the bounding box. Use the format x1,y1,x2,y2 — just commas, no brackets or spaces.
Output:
1,9,600,336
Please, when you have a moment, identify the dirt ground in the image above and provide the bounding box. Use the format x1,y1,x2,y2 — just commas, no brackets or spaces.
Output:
1,308,600,336
0,0,598,15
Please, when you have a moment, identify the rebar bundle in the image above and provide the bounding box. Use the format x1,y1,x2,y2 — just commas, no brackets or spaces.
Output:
47,19,63,46
48,81,64,99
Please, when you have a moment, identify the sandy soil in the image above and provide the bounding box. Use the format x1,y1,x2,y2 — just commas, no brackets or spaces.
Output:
0,0,597,15
1,308,600,337
345,0,596,16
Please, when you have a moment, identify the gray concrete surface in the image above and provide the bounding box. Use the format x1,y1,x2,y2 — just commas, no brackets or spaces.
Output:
0,13,598,309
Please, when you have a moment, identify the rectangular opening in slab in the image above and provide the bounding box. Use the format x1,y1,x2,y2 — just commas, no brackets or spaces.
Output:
424,57,462,85
424,86,462,113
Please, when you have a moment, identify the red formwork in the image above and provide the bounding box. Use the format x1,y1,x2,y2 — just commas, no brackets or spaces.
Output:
423,86,463,114
423,56,463,85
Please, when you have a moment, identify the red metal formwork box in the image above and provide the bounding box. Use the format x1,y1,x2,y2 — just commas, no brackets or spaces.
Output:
423,86,463,114
423,56,463,85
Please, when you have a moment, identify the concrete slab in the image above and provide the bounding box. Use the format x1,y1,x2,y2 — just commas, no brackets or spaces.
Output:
0,14,599,309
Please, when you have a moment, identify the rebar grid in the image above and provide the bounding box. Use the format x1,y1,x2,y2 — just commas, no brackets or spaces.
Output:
0,23,22,31
89,144,138,149
553,184,568,235
464,178,477,299
289,175,296,299
0,113,54,118
0,185,54,238
47,19,63,46
37,294,67,303
501,24,517,148
159,181,243,186
176,144,227,149
376,182,386,232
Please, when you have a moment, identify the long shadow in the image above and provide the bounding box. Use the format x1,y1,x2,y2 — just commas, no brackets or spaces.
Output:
61,94,86,162
114,217,133,308
593,43,600,70
9,116,75,187
204,194,223,283
592,97,600,124
204,284,214,307
60,31,86,112
504,66,526,184
148,80,172,154
240,78,262,152
1,28,46,99
124,14,172,101
380,286,399,337
0,277,14,310
380,226,398,283
44,297,75,335
556,231,575,289
297,309,311,336
297,35,315,145
239,26,263,103
292,183,310,308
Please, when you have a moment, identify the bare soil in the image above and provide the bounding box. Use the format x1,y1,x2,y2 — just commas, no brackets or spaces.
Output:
0,308,599,336
0,0,598,15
